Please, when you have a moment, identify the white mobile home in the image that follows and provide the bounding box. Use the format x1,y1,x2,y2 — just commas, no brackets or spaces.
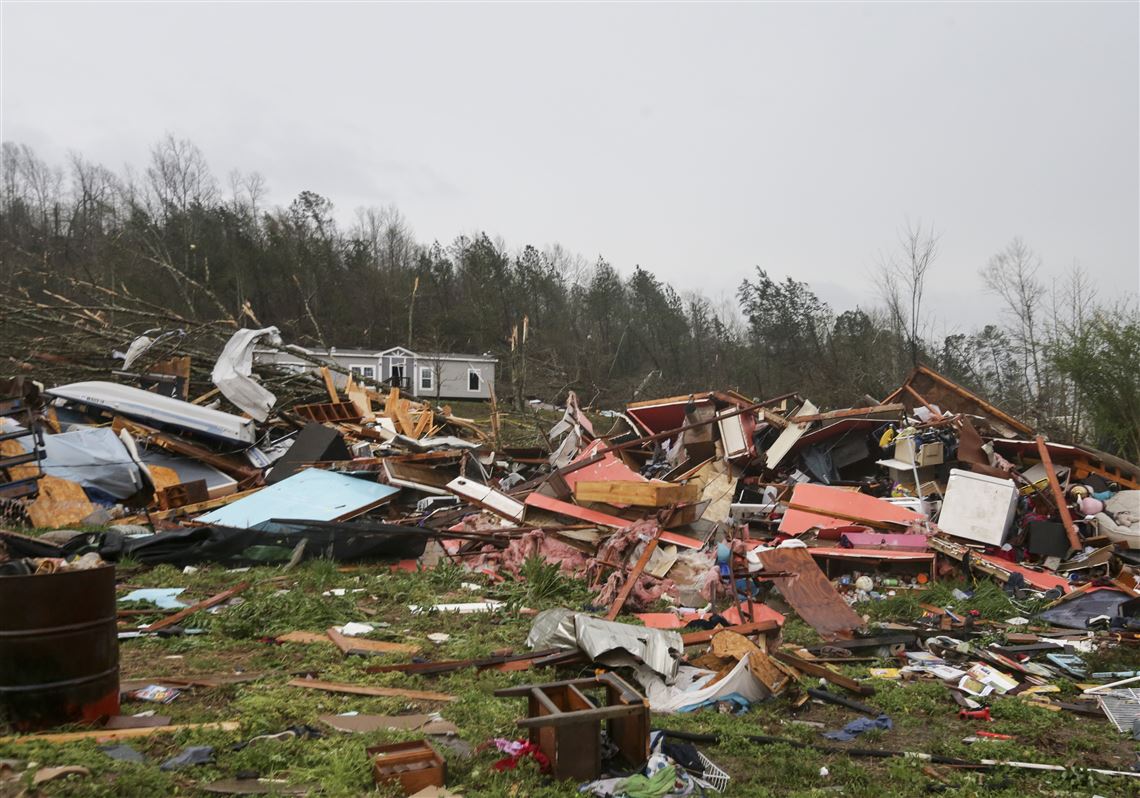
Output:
259,346,497,401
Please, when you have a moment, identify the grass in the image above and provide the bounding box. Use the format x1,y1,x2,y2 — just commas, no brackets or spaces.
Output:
4,556,1136,798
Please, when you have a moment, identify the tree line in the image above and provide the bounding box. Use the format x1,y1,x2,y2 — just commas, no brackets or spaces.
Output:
2,136,1136,461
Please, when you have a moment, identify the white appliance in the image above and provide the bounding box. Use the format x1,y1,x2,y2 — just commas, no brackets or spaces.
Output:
937,468,1019,546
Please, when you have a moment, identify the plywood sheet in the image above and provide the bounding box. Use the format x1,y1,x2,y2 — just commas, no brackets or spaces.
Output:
757,547,864,640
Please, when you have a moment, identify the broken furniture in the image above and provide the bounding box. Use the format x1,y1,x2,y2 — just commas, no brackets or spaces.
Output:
367,739,446,795
0,377,46,502
493,673,650,781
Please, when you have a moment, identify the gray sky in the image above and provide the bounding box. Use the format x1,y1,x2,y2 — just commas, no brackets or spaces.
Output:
3,2,1138,332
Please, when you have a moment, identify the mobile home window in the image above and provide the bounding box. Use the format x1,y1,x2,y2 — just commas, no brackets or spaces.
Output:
468,369,481,392
420,367,434,391
361,366,375,379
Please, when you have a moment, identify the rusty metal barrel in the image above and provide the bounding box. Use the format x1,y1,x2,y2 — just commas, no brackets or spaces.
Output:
0,565,120,730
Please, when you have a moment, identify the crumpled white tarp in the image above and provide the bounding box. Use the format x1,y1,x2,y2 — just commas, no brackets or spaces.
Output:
121,333,156,370
211,326,282,422
526,608,684,683
634,654,769,713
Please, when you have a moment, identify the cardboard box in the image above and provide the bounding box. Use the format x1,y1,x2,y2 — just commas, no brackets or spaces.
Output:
894,437,944,467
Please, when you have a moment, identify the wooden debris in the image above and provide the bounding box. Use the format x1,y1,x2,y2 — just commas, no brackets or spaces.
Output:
1036,434,1081,552
286,678,456,702
118,487,261,524
605,529,661,621
112,417,259,481
788,403,905,424
326,626,420,657
277,631,334,645
320,366,339,403
756,547,865,640
0,721,240,745
775,649,876,696
680,620,780,646
142,581,251,632
574,480,700,507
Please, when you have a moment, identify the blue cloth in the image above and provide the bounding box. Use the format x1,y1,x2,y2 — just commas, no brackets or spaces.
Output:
822,714,892,741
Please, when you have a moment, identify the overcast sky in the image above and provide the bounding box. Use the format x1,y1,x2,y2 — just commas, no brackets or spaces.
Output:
3,2,1137,332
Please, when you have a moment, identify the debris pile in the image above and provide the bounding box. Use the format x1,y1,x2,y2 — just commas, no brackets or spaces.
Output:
2,328,1140,795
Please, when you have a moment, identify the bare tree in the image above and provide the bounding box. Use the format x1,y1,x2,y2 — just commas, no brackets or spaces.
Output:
144,134,217,221
981,238,1047,421
875,220,939,370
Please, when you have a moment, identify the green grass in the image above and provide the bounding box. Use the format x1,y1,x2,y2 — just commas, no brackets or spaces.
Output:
4,556,1138,798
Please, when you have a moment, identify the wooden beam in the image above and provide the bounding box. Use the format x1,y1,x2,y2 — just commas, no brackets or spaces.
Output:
1071,460,1140,491
1036,435,1081,552
914,365,1033,435
112,417,259,481
760,408,789,430
680,620,780,646
902,386,943,420
785,502,912,531
190,387,221,405
383,387,400,416
774,650,875,696
320,366,339,403
411,410,433,439
142,582,251,632
605,531,660,621
286,678,455,702
789,403,905,425
117,488,261,525
0,721,240,745
325,626,419,657
393,400,416,437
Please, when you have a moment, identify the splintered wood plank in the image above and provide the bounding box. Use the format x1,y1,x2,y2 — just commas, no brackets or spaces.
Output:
789,403,905,424
117,488,262,524
774,649,875,695
680,619,780,646
347,388,375,422
326,627,420,656
756,547,864,640
143,582,251,632
112,417,260,481
605,530,660,620
277,631,334,645
411,410,433,439
0,721,240,745
1036,435,1081,552
286,679,455,702
393,400,417,437
320,367,339,403
574,480,699,507
383,388,401,417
